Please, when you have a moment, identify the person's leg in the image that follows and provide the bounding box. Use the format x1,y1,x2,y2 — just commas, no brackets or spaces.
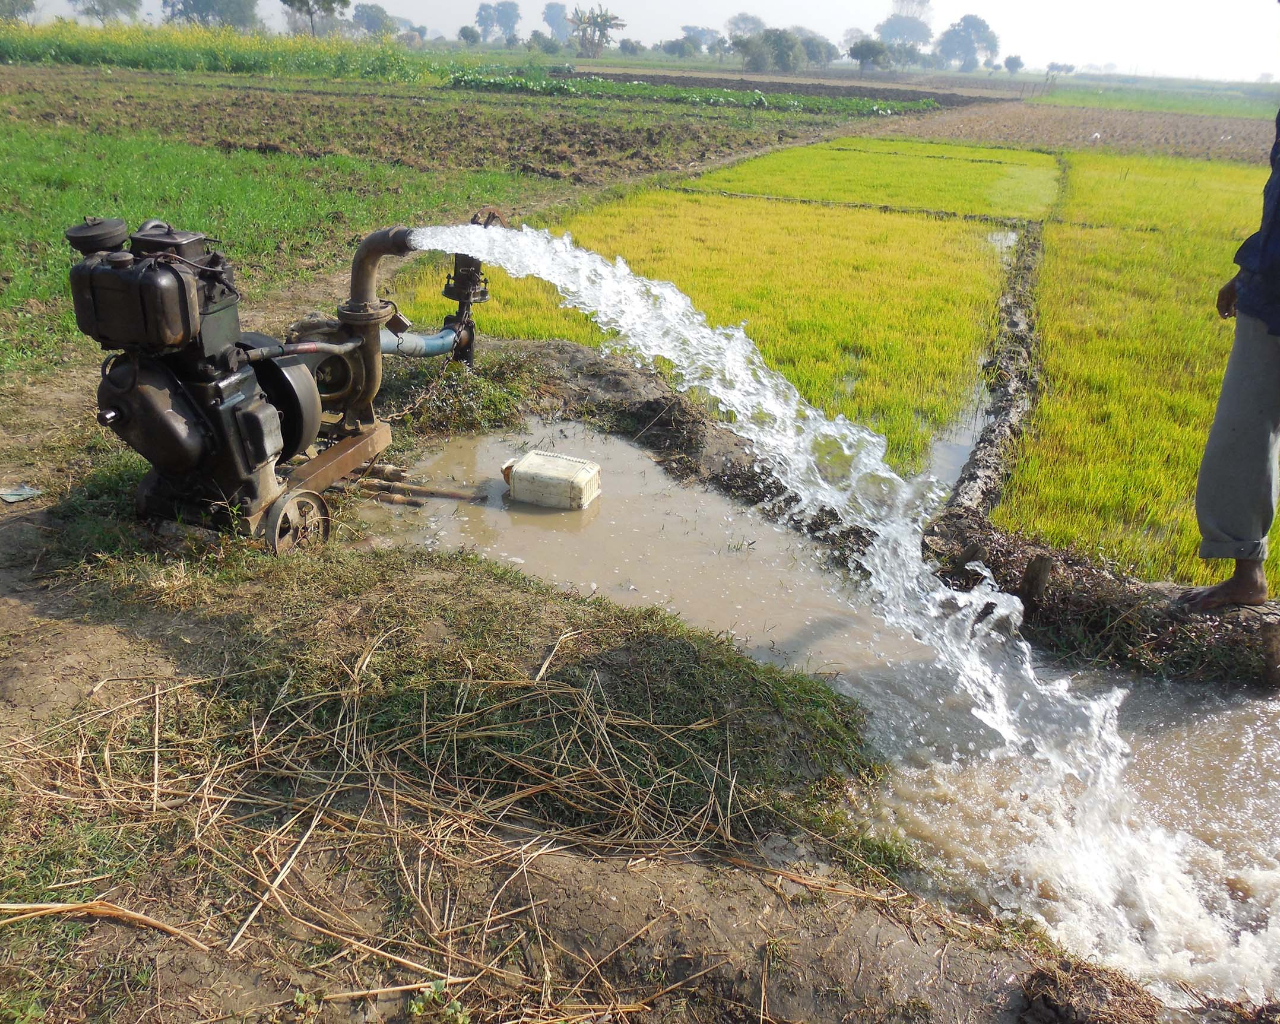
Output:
1179,313,1280,611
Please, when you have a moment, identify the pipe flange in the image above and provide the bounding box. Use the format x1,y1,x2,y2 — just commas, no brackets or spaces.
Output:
337,300,396,326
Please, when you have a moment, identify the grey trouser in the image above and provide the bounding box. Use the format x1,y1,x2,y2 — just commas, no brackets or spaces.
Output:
1196,312,1280,560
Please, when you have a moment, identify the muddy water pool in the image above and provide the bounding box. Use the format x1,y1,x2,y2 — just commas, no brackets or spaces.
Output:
357,419,1280,1002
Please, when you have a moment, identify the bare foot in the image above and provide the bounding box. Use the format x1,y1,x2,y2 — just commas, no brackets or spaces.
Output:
1175,560,1268,614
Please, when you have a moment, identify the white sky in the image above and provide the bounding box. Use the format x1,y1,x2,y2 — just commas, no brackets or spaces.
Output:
38,0,1280,82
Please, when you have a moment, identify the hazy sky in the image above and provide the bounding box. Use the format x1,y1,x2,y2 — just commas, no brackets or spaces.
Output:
41,0,1280,82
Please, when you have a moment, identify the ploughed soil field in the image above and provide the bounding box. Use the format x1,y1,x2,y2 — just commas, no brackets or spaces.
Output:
0,64,840,185
858,100,1276,163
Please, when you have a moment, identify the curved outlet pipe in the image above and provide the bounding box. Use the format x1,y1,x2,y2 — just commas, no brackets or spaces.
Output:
338,225,416,429
349,225,415,307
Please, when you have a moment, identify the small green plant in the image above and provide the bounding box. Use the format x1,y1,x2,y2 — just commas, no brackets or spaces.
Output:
408,981,471,1022
448,68,937,117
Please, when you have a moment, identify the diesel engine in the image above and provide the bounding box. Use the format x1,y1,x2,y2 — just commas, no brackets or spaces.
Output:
65,215,492,553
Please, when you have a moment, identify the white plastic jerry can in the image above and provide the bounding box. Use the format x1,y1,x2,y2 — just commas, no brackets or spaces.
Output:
502,450,601,510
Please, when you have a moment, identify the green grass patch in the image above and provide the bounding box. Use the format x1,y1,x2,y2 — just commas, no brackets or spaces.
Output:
448,69,938,117
688,137,1060,220
1033,80,1280,120
0,124,549,376
397,189,1004,471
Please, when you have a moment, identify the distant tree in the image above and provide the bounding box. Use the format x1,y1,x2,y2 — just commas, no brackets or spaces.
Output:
848,37,887,74
567,5,623,57
528,29,559,52
163,0,257,27
351,1,393,33
724,12,764,38
494,0,519,38
1260,72,1275,84
885,41,921,68
799,34,838,68
662,36,697,58
617,36,641,54
840,26,866,50
542,1,569,41
279,0,348,35
474,2,497,40
681,25,720,50
875,13,930,47
760,27,803,72
71,0,140,24
731,34,769,72
1046,61,1075,79
1004,54,1023,75
458,23,480,43
0,0,37,23
935,14,998,72
890,0,930,19
707,34,728,60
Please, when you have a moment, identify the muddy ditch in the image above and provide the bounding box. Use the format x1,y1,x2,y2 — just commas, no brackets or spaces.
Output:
921,224,1280,686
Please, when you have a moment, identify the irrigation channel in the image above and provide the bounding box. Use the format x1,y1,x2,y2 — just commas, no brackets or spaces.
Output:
402,224,1279,1004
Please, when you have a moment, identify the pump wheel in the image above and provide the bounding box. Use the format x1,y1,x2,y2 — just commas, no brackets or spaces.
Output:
264,489,330,555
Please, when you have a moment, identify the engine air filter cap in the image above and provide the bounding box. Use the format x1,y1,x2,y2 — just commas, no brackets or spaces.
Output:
66,217,130,255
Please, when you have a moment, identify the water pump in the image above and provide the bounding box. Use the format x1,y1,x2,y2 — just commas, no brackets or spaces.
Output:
66,215,489,553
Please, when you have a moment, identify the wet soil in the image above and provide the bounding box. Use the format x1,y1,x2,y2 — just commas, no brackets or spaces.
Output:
560,70,994,108
0,64,845,186
855,101,1275,163
0,284,1149,1024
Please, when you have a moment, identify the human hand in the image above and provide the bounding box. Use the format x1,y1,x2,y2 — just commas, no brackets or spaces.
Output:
1217,276,1239,319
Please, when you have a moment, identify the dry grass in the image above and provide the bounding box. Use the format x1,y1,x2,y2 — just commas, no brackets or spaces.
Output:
0,542,902,1021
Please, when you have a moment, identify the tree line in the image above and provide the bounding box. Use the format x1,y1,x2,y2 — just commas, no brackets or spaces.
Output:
0,0,1073,78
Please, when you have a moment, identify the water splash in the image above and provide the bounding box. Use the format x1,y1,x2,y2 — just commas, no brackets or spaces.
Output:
410,223,1279,1002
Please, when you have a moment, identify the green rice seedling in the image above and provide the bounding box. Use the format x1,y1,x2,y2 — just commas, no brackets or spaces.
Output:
398,189,1003,472
998,151,1276,588
1060,152,1268,236
688,137,1061,220
1033,81,1280,120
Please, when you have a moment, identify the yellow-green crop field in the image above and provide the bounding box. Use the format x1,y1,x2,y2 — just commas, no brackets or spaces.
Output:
687,138,1061,220
995,152,1275,588
401,135,1278,590
399,188,1004,472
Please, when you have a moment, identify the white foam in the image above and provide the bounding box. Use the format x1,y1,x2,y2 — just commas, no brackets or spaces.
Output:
409,223,1280,1003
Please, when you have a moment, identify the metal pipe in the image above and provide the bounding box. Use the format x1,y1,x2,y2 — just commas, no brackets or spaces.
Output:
348,225,415,307
243,339,360,363
337,225,415,429
379,327,458,358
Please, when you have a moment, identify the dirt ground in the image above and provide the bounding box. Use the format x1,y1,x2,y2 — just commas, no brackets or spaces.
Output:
0,258,1163,1022
857,101,1275,162
0,65,845,185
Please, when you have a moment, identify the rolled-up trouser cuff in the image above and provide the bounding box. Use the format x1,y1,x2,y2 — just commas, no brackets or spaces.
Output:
1198,538,1268,561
